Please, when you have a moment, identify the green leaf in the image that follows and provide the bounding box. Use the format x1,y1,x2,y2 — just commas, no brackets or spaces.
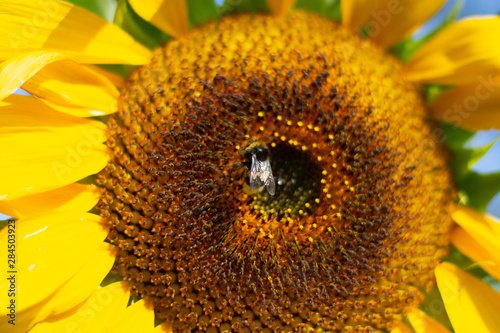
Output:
0,217,15,231
295,0,341,22
187,0,220,27
114,0,170,50
0,219,9,230
424,84,452,103
100,272,123,287
455,138,498,179
65,0,118,22
219,0,269,15
439,122,500,212
96,64,135,79
441,123,499,179
485,275,500,293
390,0,463,63
419,286,453,331
457,171,500,213
439,122,475,150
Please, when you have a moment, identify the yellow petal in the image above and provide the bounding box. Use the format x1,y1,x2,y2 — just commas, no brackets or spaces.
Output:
0,93,103,125
407,308,451,333
86,64,125,89
370,0,446,48
22,58,119,117
0,51,119,116
129,0,189,38
451,206,500,281
0,96,109,200
18,243,116,331
37,243,115,320
451,227,500,282
107,300,156,333
0,183,101,219
30,282,131,333
155,322,173,332
452,206,500,252
0,212,109,332
405,17,500,85
391,321,415,333
0,0,151,64
0,52,64,101
435,263,500,333
341,0,376,32
0,93,109,129
266,0,296,16
429,74,500,130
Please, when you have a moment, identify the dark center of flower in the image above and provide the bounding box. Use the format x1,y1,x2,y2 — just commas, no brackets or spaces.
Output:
250,142,323,218
97,11,455,332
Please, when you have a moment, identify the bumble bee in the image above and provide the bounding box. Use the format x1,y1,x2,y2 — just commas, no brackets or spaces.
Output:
239,139,276,196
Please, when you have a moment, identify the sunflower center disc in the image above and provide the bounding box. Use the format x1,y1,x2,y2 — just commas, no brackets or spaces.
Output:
97,11,455,332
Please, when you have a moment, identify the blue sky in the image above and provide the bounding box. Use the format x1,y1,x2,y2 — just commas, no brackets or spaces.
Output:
1,0,499,220
415,0,500,38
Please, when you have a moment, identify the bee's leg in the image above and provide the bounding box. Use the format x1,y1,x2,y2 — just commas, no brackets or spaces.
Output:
237,168,247,181
230,162,246,180
210,165,225,178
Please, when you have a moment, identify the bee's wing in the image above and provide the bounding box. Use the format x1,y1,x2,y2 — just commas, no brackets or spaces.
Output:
249,155,265,188
249,155,275,195
265,175,276,196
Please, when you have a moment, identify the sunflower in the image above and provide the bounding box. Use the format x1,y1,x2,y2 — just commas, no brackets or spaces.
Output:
1,0,500,332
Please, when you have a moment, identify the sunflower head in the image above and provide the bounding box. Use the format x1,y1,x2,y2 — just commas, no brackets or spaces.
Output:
2,1,500,332
96,11,455,332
